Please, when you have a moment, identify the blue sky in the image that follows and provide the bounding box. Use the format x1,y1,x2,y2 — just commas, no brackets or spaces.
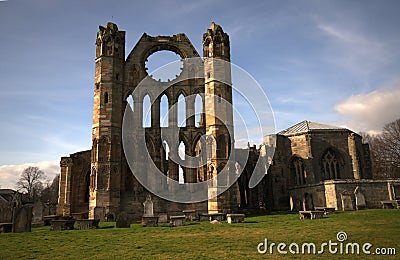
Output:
1,0,400,188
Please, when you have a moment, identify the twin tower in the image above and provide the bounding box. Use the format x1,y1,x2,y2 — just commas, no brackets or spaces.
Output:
61,22,241,221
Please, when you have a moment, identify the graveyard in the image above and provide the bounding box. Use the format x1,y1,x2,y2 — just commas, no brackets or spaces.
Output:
0,209,399,259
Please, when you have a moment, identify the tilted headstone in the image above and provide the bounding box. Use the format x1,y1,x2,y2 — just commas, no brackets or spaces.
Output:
340,193,354,211
354,186,366,210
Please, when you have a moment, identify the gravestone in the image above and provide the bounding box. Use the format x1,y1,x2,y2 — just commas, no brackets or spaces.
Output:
354,186,366,210
158,213,168,223
393,185,400,200
340,193,354,211
116,211,130,228
143,195,154,217
32,201,44,224
12,205,32,232
142,195,158,227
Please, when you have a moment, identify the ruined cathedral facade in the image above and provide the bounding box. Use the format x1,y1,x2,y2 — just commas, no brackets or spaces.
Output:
57,22,266,221
57,22,400,221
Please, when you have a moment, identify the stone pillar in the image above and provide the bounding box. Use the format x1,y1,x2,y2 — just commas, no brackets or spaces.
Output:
63,158,73,216
348,133,360,179
57,157,70,216
169,99,177,127
186,94,195,127
152,97,160,128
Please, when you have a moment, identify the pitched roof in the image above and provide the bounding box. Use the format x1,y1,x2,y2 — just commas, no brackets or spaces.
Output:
278,120,347,136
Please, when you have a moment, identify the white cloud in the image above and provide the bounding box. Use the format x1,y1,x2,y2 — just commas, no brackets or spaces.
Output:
335,85,400,134
0,161,59,190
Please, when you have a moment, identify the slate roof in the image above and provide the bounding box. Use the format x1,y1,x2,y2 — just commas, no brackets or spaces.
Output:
278,120,347,136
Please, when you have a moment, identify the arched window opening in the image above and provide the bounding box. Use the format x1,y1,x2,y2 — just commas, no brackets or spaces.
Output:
163,140,170,161
291,157,306,185
104,92,109,104
143,94,151,127
322,149,341,180
126,95,134,112
84,170,90,203
179,141,185,161
177,94,186,127
160,94,169,127
195,94,203,127
162,140,170,184
179,166,184,184
178,141,185,184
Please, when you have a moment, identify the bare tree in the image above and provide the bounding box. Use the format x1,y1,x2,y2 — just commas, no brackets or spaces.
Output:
16,166,46,201
377,118,400,177
41,175,59,204
362,118,400,178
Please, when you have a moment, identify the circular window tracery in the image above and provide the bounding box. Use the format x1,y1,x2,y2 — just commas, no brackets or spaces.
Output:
145,50,183,82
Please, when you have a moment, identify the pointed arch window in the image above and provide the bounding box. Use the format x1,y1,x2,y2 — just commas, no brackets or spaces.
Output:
195,94,203,127
126,95,134,112
291,157,306,185
177,94,186,127
322,149,341,179
160,94,168,127
143,94,151,127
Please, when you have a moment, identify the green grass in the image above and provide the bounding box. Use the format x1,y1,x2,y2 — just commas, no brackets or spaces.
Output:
0,209,399,259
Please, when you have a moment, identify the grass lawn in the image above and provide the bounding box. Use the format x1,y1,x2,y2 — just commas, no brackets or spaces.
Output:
0,209,399,259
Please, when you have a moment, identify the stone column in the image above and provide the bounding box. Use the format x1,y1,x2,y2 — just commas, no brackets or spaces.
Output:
348,133,360,179
186,95,195,127
169,98,177,127
152,97,160,128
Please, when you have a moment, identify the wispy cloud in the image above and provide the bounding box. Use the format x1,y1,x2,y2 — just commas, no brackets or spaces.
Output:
316,21,391,83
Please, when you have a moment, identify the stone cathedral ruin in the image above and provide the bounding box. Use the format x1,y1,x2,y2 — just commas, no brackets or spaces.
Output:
57,22,400,222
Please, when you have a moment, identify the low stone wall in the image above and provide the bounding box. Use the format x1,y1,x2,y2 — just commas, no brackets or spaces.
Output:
325,179,400,210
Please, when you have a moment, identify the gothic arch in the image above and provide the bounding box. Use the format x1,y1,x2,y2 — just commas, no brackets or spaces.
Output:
290,155,306,186
124,33,201,90
321,148,344,180
160,94,169,127
142,94,152,127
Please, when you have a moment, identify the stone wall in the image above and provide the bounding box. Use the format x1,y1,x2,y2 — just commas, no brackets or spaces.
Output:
324,179,400,210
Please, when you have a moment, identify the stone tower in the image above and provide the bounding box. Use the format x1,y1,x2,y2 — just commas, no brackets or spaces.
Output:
203,22,237,213
89,22,125,220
